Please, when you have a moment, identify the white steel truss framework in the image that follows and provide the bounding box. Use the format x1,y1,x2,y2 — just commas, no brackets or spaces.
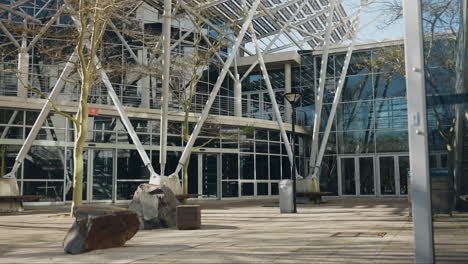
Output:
0,0,366,193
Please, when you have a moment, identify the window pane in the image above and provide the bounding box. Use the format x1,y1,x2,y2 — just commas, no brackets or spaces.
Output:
222,181,238,197
117,182,144,200
257,183,268,196
117,150,150,179
337,102,374,131
241,182,254,196
337,130,375,154
256,154,268,179
270,155,281,180
24,146,64,179
222,153,238,180
23,181,63,201
375,130,409,152
240,154,254,179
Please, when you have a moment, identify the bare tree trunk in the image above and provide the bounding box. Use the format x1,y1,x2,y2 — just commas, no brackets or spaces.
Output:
71,80,89,213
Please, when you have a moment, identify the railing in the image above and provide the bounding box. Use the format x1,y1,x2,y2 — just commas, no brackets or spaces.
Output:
0,72,309,126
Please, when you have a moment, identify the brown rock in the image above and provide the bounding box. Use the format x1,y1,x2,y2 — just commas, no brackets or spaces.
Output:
63,206,139,254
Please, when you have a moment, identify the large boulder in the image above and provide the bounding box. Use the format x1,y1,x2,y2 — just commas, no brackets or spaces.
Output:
128,184,177,230
63,206,139,254
149,175,183,195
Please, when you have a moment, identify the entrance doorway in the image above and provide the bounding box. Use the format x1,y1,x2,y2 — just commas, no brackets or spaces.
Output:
339,156,375,196
187,153,220,198
339,155,409,196
66,148,114,202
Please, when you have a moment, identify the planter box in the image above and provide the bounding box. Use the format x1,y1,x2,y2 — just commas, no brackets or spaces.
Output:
176,205,201,230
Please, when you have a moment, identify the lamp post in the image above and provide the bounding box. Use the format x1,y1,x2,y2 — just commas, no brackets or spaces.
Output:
283,91,301,213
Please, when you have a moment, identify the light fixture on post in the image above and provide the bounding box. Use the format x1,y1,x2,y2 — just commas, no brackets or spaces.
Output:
283,91,302,213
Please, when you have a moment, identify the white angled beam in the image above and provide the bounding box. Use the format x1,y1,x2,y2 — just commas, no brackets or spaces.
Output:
159,0,171,177
249,24,297,175
172,0,261,176
239,0,309,83
26,6,65,52
95,56,159,180
108,21,138,61
313,0,368,179
4,52,78,178
68,9,160,182
308,0,337,177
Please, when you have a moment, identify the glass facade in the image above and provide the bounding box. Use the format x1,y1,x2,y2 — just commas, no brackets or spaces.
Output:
294,49,409,196
419,0,467,260
0,109,308,201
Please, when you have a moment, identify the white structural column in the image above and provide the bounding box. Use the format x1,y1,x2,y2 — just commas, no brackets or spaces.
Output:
17,37,29,98
308,0,336,177
284,63,292,123
249,24,295,170
234,57,242,117
403,0,434,263
159,0,171,177
172,0,261,176
4,52,78,178
138,48,150,108
312,0,367,178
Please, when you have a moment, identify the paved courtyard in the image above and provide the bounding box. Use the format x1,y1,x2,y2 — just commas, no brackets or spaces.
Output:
0,198,465,263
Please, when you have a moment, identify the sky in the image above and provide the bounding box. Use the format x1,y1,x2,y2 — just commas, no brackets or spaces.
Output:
343,0,404,43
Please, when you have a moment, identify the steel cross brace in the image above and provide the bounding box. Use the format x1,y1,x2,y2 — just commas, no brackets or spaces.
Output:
171,0,262,177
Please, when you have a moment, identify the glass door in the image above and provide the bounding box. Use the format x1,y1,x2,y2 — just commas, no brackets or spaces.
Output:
91,149,114,201
359,157,375,195
379,156,396,195
340,157,356,195
199,153,219,198
65,149,89,201
398,155,410,195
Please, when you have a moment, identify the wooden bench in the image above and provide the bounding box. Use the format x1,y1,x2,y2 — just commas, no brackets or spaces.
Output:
296,192,333,204
0,195,44,213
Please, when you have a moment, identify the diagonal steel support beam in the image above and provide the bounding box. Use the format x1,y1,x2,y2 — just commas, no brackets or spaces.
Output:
171,0,261,177
179,1,254,56
0,20,20,48
26,6,65,52
108,21,138,61
239,0,309,83
248,24,297,176
4,52,78,178
312,0,368,179
308,0,337,177
67,8,160,182
0,3,41,23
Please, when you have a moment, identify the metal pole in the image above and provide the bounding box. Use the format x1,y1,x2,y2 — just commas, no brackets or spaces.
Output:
292,106,297,213
160,0,171,177
284,63,292,123
402,0,434,262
